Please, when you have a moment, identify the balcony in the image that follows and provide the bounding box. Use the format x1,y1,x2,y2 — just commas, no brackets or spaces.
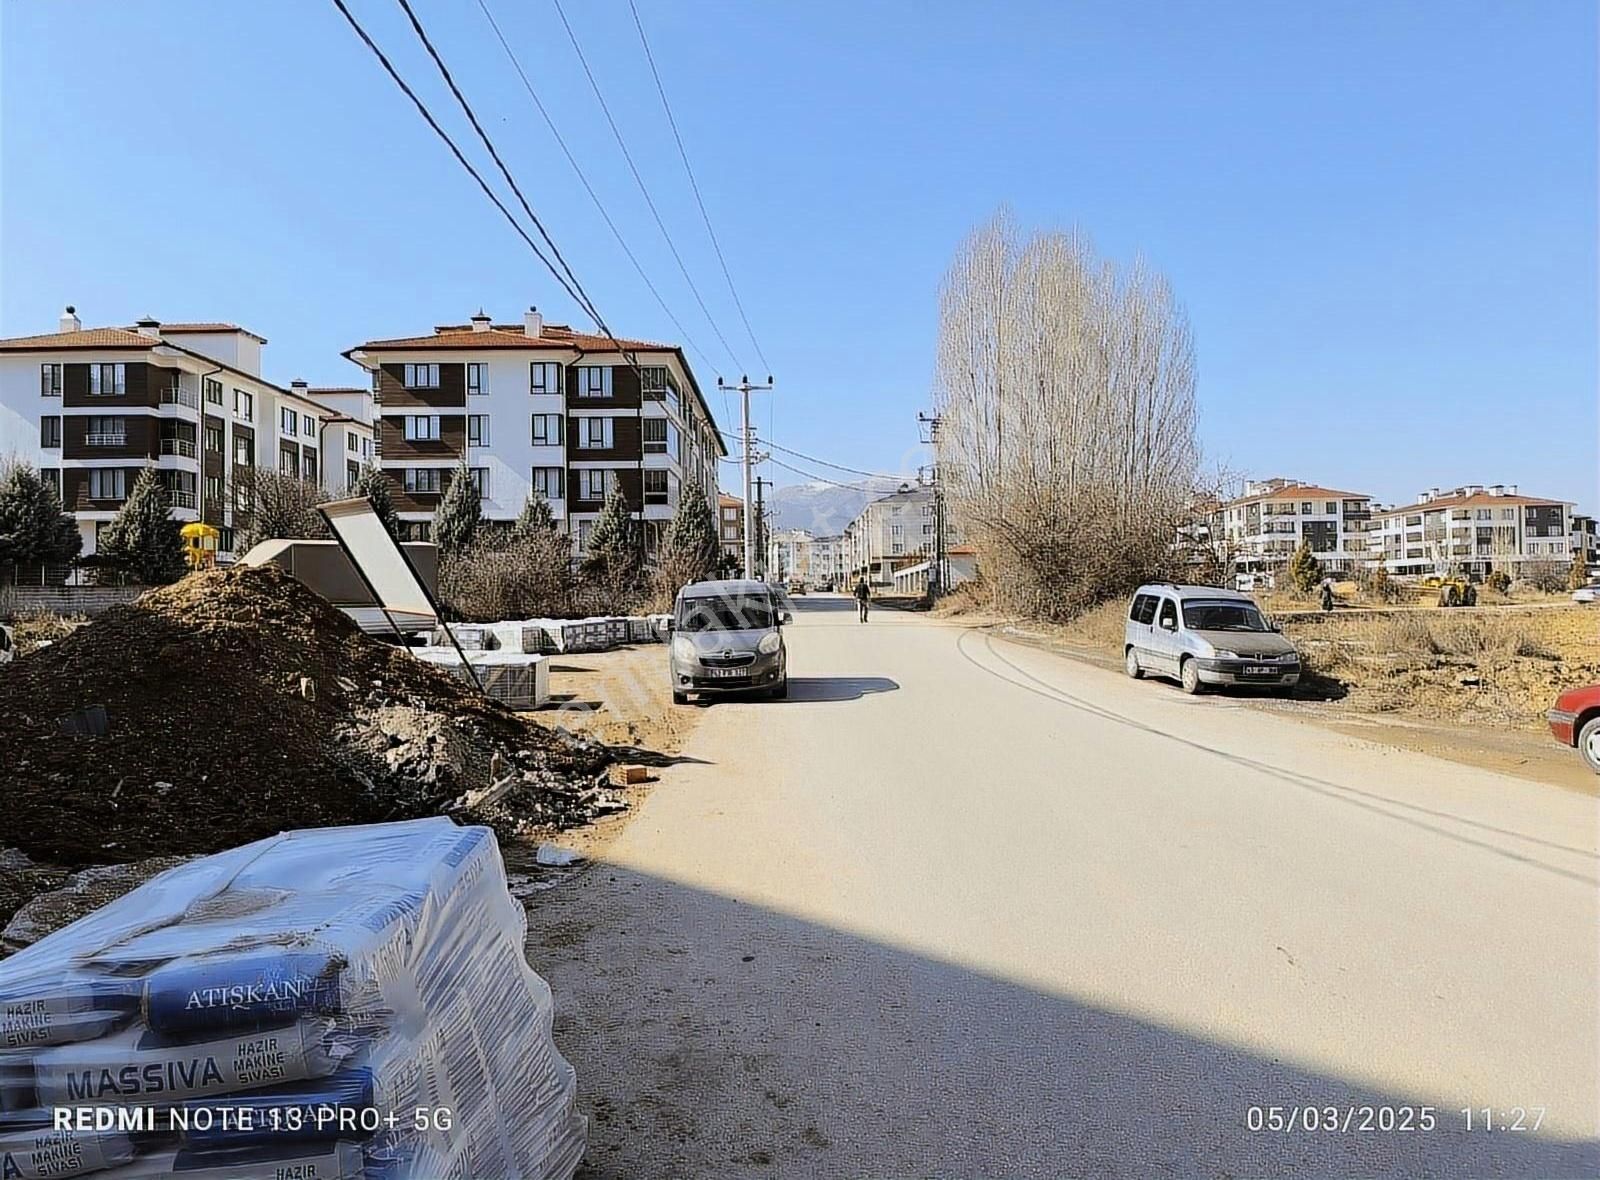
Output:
84,432,128,448
168,490,198,509
159,386,199,409
160,437,197,459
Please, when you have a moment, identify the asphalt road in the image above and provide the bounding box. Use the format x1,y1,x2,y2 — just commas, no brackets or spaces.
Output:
534,594,1600,1179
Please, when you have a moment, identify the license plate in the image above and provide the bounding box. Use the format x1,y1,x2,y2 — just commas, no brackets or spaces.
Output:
1244,665,1275,676
709,667,746,678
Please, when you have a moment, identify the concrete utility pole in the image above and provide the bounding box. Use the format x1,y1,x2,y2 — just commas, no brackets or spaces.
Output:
918,411,946,597
753,475,772,580
717,374,774,580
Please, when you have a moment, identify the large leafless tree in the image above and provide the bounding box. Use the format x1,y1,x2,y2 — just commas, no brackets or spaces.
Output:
933,211,1201,618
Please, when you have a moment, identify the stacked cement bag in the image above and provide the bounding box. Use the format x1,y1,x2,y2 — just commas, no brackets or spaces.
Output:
0,819,585,1180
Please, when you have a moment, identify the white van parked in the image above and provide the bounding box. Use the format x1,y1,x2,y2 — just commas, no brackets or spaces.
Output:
1124,584,1300,694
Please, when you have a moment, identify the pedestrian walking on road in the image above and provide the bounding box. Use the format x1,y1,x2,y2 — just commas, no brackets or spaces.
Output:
854,577,872,623
1320,579,1335,613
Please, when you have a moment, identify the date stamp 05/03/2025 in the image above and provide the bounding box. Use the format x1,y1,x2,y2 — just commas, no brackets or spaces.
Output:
1244,1105,1548,1135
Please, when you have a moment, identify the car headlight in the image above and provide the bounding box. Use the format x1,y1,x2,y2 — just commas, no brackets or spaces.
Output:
671,636,696,663
1213,649,1240,660
757,632,782,656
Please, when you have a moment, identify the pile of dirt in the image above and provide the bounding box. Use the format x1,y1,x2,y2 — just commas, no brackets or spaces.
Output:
0,564,617,866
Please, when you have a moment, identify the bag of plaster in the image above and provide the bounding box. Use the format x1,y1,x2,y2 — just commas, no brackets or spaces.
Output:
95,1139,365,1180
1,980,141,1051
0,1110,139,1179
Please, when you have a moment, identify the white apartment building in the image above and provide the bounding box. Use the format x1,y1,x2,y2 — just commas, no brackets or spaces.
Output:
841,485,941,584
1211,478,1373,573
0,307,372,565
809,534,844,588
1368,484,1575,576
767,528,813,584
718,494,745,566
344,309,724,549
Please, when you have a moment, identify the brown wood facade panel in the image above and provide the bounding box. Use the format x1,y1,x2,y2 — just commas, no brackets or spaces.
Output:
376,363,466,409
379,415,466,461
565,363,642,410
60,467,145,513
386,468,445,515
567,467,642,514
62,361,165,409
565,414,641,463
61,413,158,461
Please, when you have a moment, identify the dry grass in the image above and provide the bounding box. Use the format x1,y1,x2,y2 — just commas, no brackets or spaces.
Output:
9,609,84,655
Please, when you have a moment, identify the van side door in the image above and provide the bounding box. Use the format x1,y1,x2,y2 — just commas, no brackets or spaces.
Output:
1128,593,1156,662
1154,595,1181,674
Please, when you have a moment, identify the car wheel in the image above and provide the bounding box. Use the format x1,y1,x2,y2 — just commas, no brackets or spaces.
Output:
1579,717,1600,775
1124,647,1143,679
769,678,788,700
672,690,689,705
1179,657,1202,695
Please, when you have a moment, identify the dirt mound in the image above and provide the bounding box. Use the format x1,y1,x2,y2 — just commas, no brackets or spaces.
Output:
0,565,612,865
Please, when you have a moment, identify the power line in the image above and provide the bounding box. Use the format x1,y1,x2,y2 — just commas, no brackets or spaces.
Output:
755,454,897,494
473,0,721,391
713,428,906,481
628,0,771,375
550,0,746,373
330,0,592,318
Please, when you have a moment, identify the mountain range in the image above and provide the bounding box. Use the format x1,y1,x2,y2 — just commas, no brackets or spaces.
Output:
763,478,912,536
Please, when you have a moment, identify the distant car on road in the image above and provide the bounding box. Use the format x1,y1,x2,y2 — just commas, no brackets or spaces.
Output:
1572,583,1600,605
1124,584,1301,694
669,579,792,704
1548,685,1600,773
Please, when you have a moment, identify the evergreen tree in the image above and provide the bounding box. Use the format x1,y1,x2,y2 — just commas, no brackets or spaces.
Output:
431,464,481,555
0,460,82,580
658,484,721,587
1288,539,1323,594
581,483,642,585
514,490,557,537
352,463,399,538
98,469,185,584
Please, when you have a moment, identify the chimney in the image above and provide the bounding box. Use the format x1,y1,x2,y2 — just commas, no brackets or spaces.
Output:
523,306,543,338
470,308,491,333
134,316,161,338
1462,483,1482,496
1488,484,1505,496
290,379,309,396
1506,484,1518,496
60,305,81,333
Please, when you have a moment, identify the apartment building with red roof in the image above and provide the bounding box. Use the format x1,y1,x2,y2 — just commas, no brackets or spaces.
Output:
1368,484,1576,576
1211,477,1375,573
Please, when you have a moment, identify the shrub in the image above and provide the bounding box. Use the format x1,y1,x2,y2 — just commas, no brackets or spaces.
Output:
439,526,573,622
233,468,329,554
1485,569,1512,595
1288,541,1323,594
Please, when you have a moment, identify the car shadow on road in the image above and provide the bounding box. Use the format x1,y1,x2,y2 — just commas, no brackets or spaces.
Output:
784,676,898,702
536,865,1597,1179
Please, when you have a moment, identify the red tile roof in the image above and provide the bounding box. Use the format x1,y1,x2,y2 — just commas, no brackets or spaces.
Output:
1372,490,1568,516
0,327,159,351
353,323,673,353
1223,483,1370,507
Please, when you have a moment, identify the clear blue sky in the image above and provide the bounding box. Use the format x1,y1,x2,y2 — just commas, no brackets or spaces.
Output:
2,1,1594,506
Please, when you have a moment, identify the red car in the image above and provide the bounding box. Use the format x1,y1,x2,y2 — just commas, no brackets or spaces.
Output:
1548,685,1600,774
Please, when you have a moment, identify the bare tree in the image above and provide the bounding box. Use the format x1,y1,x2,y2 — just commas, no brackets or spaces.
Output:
932,212,1200,619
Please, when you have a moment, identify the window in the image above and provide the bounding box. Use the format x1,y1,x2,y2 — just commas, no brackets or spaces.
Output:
88,468,127,500
644,469,668,499
404,363,440,388
1501,508,1515,520
88,363,126,396
1300,502,1312,515
362,437,372,458
205,474,223,504
1130,594,1158,624
40,364,62,397
575,366,612,398
530,362,560,396
467,414,490,446
467,467,489,497
532,467,564,500
280,446,297,474
404,468,442,494
642,417,668,453
346,430,358,451
204,422,224,453
280,407,298,434
404,415,441,442
1324,502,1336,514
1476,508,1491,520
578,468,611,500
40,416,61,448
302,413,315,438
346,460,360,490
531,414,563,446
40,468,60,496
467,362,487,396
640,366,668,395
234,389,253,418
204,377,223,405
85,416,125,445
576,417,613,449
303,451,318,483
234,435,253,467
1157,598,1178,631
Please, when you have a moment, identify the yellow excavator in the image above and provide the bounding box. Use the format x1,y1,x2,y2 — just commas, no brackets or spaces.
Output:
180,522,221,571
1417,574,1476,607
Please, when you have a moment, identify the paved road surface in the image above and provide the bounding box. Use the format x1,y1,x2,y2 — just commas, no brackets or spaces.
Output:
532,595,1599,1178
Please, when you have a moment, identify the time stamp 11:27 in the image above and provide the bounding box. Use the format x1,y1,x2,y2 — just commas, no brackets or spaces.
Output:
1244,1106,1547,1133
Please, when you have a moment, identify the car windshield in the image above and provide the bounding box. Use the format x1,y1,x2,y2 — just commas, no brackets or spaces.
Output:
678,594,776,633
1183,601,1270,632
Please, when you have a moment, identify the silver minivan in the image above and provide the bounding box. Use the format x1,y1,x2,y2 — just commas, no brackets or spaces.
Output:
669,579,791,703
1124,583,1300,694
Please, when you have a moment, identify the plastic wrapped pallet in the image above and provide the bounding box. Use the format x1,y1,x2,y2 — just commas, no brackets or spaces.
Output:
0,819,585,1180
430,623,485,651
412,648,549,709
647,613,673,642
